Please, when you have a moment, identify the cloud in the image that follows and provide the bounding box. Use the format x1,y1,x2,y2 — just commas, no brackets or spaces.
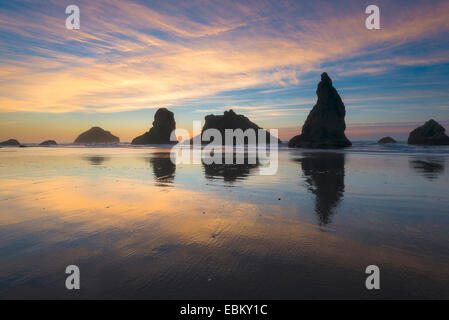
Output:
0,0,449,114
336,67,388,76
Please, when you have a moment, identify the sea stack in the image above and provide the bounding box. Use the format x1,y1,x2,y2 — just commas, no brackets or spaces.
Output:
408,120,449,145
378,137,396,144
0,139,21,146
39,140,57,146
132,108,176,145
288,73,351,149
197,109,280,145
74,127,119,144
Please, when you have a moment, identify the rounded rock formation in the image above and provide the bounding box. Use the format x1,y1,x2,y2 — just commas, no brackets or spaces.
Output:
408,120,449,145
74,127,119,144
39,140,58,146
0,139,21,146
378,137,396,144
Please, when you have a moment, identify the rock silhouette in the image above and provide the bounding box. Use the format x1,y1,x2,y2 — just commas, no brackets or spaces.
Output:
294,153,346,225
132,108,176,145
408,120,449,145
378,137,396,144
74,127,119,144
196,109,279,145
39,140,57,146
289,73,351,149
0,139,20,146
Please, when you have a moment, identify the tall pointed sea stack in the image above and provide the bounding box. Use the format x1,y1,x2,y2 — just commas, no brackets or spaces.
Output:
288,73,351,149
132,108,176,145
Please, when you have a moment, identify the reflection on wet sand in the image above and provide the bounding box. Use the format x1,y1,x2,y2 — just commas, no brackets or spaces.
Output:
409,157,445,180
83,156,109,166
1,167,448,299
202,152,260,182
147,153,176,184
295,153,345,225
1,148,449,299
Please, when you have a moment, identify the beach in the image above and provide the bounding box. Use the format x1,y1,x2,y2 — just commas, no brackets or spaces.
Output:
0,144,448,299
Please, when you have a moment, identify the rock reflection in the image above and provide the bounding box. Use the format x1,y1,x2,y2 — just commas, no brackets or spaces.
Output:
295,153,345,225
409,157,445,180
148,153,176,185
83,156,109,166
202,152,260,182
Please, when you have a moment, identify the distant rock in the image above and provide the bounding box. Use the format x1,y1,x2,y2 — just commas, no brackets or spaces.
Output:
39,140,57,146
132,108,176,145
0,139,20,146
196,109,280,145
378,136,396,144
74,127,119,144
84,156,108,166
288,73,351,149
408,120,449,145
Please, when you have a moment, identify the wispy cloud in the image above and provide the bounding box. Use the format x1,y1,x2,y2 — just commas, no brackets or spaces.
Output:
0,0,449,115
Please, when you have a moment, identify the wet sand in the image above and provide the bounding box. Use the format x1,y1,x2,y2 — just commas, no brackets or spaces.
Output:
0,146,448,299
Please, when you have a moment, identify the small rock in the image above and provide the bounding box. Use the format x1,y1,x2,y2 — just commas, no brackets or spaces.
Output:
39,140,57,146
378,136,396,144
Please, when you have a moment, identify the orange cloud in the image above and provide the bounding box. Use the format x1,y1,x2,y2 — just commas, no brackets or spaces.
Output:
0,0,449,114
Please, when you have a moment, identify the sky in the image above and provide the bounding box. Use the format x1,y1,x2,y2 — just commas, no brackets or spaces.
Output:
0,0,449,143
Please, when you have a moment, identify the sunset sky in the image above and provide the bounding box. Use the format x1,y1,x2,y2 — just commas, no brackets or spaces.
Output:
1,0,449,143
